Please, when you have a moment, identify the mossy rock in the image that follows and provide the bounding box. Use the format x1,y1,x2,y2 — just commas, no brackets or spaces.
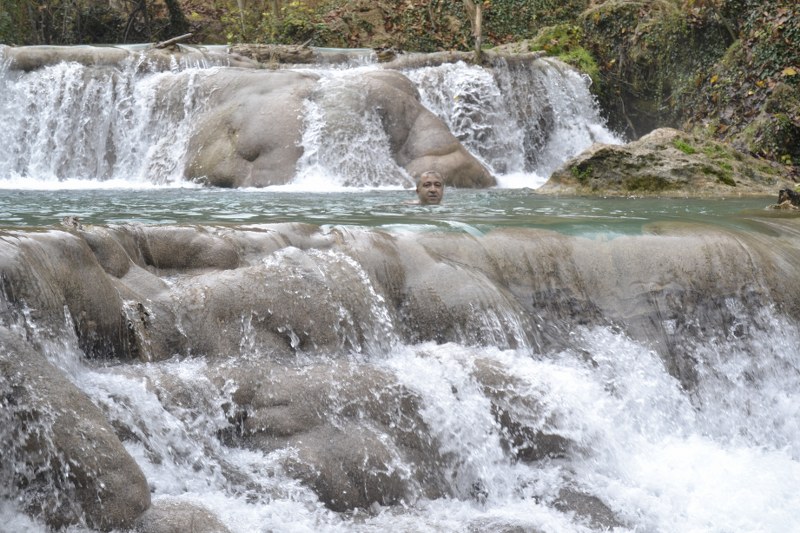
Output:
528,24,600,85
731,83,800,165
541,128,795,197
578,0,735,138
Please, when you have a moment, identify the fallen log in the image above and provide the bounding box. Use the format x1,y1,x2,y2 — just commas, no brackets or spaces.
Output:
153,33,193,49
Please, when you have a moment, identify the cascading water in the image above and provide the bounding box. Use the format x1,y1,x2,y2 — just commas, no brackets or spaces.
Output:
406,57,622,186
294,68,415,189
0,52,213,187
4,294,800,532
2,45,799,533
0,46,619,189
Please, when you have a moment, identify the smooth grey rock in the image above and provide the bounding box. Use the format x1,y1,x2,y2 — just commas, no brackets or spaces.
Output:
135,499,231,533
0,327,150,531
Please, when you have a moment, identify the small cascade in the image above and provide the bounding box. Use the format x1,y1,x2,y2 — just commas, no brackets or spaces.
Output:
690,304,800,456
255,245,401,356
3,224,800,530
294,68,415,189
491,57,622,177
408,57,623,182
404,61,527,175
0,46,620,189
0,52,211,187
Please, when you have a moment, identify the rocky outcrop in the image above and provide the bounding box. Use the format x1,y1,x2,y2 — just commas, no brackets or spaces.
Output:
214,361,448,511
5,219,800,382
228,43,316,64
0,229,136,359
472,358,573,462
0,327,150,531
4,218,800,523
184,67,495,188
0,44,256,71
541,128,795,196
1,45,496,189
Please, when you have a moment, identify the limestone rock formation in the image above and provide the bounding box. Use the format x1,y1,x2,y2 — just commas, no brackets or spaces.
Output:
4,218,800,523
135,499,232,533
214,361,448,511
185,68,495,188
0,327,150,530
541,128,795,197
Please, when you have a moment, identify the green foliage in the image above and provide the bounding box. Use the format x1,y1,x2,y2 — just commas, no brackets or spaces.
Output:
672,138,697,154
484,0,588,43
220,0,262,44
76,5,126,44
570,163,593,184
741,4,799,87
261,1,320,44
579,0,735,137
0,0,25,44
530,24,599,84
387,0,471,52
0,0,188,45
679,1,798,167
214,0,589,51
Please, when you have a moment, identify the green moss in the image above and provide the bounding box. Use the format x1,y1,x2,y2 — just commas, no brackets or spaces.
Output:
700,164,736,187
529,24,600,85
702,143,732,159
623,175,673,192
571,164,593,184
718,174,736,186
561,47,600,85
673,138,697,154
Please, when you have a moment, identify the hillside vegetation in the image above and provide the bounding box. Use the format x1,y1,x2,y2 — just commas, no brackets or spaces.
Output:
1,0,797,177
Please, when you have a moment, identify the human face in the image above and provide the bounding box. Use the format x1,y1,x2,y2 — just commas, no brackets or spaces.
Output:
416,175,444,205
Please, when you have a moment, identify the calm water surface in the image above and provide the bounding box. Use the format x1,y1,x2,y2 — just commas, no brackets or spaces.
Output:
0,188,788,237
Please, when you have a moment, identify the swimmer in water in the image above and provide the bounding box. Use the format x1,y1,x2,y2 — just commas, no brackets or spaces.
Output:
415,170,444,205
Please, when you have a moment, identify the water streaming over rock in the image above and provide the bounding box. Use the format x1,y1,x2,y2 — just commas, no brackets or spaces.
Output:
0,54,213,187
405,57,620,181
1,46,799,533
0,45,620,190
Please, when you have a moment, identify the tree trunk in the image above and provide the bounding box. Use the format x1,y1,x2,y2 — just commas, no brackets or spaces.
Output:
463,0,482,63
474,2,482,63
236,0,246,36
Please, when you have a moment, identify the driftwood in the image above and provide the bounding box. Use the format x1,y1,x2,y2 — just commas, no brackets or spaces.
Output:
153,33,193,49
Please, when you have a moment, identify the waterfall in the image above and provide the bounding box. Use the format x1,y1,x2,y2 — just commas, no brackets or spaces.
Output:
406,57,622,186
0,47,619,189
3,45,797,533
4,305,800,531
293,68,415,189
0,53,210,188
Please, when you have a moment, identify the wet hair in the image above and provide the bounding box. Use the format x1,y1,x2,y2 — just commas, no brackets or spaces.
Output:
417,170,443,185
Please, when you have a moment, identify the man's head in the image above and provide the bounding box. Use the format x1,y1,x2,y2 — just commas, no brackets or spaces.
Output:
416,171,444,205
